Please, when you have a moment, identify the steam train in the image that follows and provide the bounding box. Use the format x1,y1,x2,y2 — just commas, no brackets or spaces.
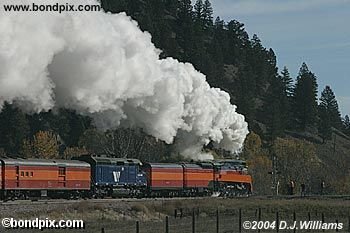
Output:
0,155,252,200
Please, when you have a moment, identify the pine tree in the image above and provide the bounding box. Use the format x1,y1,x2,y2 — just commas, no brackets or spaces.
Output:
214,16,224,30
292,63,318,131
191,0,213,75
343,115,350,135
226,20,249,64
262,77,288,139
319,86,342,129
0,103,29,155
202,0,213,29
193,0,203,23
251,34,263,50
280,66,293,97
235,64,257,121
250,34,273,92
177,0,194,61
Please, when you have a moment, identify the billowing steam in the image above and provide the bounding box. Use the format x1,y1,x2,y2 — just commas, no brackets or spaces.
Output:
0,0,248,160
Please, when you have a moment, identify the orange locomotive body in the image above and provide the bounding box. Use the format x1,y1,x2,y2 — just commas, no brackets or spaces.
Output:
182,163,215,195
143,159,252,197
143,163,184,190
183,163,214,188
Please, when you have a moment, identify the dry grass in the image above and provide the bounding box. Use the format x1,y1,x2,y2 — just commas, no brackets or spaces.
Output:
2,197,350,233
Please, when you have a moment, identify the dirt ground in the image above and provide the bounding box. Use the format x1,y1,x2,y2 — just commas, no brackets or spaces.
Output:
0,196,350,233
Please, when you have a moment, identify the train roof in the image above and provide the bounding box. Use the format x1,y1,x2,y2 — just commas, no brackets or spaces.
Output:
76,154,142,165
181,163,201,168
215,159,246,163
144,163,183,169
0,158,90,167
195,161,214,168
215,159,247,166
182,163,213,169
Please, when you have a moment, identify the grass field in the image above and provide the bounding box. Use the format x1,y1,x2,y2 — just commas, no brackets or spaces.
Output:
1,197,350,232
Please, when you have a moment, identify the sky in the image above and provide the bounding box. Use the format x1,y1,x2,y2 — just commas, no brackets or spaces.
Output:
209,0,350,116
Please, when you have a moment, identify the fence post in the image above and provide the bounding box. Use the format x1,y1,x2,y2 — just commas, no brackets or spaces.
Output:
293,211,296,233
348,215,350,232
174,209,177,219
231,209,234,232
165,216,169,233
258,208,262,233
136,221,139,233
276,211,279,233
258,208,262,220
308,212,311,221
335,219,339,232
192,209,196,233
322,213,325,232
239,208,242,233
216,209,219,233
101,227,105,233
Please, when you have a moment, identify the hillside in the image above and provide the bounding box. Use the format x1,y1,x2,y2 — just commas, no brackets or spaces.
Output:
315,130,350,193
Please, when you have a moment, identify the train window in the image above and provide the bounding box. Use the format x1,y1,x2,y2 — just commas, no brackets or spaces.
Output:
30,172,33,177
25,172,29,177
58,167,66,175
21,171,24,177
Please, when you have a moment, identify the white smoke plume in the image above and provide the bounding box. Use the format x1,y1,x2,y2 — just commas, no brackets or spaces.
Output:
0,0,249,159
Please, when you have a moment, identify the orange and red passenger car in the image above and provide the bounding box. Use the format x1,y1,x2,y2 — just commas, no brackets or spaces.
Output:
0,158,90,200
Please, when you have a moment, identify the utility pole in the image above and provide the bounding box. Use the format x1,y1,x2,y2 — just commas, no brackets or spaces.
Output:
269,155,280,196
272,155,278,195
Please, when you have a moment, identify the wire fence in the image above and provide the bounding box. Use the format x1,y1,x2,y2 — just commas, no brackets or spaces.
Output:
98,207,350,233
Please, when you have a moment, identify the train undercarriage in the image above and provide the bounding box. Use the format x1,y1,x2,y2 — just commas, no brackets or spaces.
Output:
0,182,251,201
217,182,252,197
0,189,89,201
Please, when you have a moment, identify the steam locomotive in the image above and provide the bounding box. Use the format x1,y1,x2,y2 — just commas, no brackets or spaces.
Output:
0,155,252,200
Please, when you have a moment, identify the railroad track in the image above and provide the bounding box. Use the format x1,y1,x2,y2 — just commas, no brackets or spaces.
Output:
0,196,212,206
2,194,349,206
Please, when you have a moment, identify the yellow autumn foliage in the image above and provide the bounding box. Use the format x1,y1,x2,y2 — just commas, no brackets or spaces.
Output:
21,131,59,159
